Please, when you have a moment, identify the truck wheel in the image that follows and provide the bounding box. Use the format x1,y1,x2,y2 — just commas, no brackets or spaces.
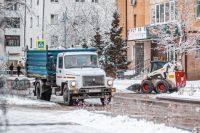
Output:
155,80,169,93
141,80,153,94
63,84,73,106
41,87,52,101
100,97,111,106
36,82,51,101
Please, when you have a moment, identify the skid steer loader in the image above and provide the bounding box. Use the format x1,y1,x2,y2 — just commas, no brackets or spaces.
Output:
129,61,186,94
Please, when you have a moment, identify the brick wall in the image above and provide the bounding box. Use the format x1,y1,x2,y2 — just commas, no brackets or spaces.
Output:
186,52,200,80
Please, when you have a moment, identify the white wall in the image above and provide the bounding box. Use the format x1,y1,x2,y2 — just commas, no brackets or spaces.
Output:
26,0,116,49
0,29,4,57
4,6,25,62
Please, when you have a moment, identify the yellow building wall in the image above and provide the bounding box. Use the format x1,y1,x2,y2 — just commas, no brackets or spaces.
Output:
118,0,200,79
117,0,127,39
117,0,151,39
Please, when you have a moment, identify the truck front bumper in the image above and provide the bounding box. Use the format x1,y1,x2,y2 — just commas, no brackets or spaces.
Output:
70,87,116,99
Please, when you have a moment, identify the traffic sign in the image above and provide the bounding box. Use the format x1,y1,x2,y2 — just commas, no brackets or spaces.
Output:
36,40,46,50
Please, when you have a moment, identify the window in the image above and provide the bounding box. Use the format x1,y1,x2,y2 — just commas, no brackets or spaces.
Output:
5,2,18,10
51,14,58,25
5,35,20,46
64,55,98,69
170,1,175,21
51,35,58,46
30,17,33,28
196,40,200,58
37,0,39,5
151,1,177,24
30,0,32,7
6,17,20,28
151,6,155,23
160,4,164,22
156,5,160,23
58,57,63,68
76,0,85,2
37,16,39,27
165,3,170,22
92,0,98,3
134,14,137,28
30,38,32,48
197,0,200,18
131,0,136,6
51,0,59,2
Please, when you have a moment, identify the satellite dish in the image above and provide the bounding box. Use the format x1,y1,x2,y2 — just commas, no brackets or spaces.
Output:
131,0,136,6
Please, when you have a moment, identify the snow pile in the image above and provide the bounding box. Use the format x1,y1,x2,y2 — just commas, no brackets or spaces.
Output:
5,109,190,133
0,95,56,106
124,70,135,75
159,80,200,101
113,79,141,93
62,110,189,133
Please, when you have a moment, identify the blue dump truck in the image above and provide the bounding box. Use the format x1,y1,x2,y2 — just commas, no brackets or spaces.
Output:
26,48,115,105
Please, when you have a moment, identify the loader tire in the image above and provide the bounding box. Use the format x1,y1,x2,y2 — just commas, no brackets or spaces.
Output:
155,80,169,93
141,80,153,94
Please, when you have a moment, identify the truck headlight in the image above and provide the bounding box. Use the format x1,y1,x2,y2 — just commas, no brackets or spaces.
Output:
107,80,113,86
70,81,76,87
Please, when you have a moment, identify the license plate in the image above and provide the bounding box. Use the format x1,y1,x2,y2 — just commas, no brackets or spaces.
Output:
89,89,101,93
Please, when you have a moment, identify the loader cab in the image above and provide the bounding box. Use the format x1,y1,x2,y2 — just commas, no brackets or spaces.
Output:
150,61,167,72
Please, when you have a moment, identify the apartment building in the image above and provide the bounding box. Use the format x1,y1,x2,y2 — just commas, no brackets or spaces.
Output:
118,0,200,80
117,0,151,73
0,0,25,66
26,0,116,49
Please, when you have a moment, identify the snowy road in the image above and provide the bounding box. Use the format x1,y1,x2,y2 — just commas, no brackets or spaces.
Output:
0,96,191,133
0,79,199,133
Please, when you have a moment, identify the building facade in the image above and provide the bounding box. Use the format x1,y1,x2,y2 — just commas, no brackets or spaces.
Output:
118,0,200,80
25,0,116,49
0,0,26,66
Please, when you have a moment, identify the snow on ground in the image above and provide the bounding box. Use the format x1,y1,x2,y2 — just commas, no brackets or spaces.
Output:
2,109,190,133
0,95,56,106
158,80,200,101
113,79,141,93
7,75,35,83
114,79,200,101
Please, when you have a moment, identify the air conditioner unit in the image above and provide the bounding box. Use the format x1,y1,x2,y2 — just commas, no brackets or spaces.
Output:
131,0,136,6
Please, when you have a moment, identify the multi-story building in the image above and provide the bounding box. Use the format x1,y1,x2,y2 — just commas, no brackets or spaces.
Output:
118,0,200,80
0,1,4,57
26,0,116,49
0,0,25,66
117,0,151,74
0,0,115,65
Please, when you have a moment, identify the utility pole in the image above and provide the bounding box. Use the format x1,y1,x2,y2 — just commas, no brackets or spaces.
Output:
24,0,26,47
63,9,67,49
42,0,45,39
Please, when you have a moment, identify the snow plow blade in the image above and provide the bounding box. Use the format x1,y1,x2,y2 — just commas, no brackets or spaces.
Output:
127,84,141,92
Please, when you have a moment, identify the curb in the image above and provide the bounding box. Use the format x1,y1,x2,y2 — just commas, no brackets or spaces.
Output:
156,96,200,104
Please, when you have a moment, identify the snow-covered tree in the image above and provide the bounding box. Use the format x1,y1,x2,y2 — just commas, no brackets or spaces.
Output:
0,0,31,29
91,27,105,64
45,0,116,49
149,0,200,63
104,11,129,77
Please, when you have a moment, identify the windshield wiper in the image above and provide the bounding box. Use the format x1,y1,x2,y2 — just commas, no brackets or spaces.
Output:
82,65,98,68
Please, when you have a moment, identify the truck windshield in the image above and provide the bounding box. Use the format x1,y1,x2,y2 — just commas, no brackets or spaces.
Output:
64,55,98,69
